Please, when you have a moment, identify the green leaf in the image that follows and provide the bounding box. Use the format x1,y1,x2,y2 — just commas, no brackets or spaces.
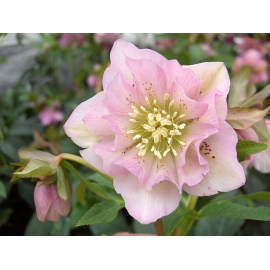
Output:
14,159,57,178
241,84,270,107
199,202,270,221
236,140,268,162
0,180,7,199
24,213,53,236
252,119,269,142
195,216,244,236
177,210,199,236
77,200,124,226
56,166,67,200
0,208,13,226
90,212,132,236
228,67,251,108
162,211,185,236
18,148,55,163
226,106,270,130
76,182,86,206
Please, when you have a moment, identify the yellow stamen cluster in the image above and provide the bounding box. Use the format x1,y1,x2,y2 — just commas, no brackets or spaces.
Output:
126,93,186,159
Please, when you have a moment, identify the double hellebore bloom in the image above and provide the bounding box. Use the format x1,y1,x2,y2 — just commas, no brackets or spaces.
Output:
64,40,245,224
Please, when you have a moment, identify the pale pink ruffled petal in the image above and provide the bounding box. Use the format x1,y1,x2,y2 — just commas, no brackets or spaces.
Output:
64,92,106,148
170,80,208,121
114,174,181,224
94,139,129,176
103,115,134,151
34,182,53,222
184,62,230,120
163,60,201,99
183,121,245,196
104,73,145,116
103,39,167,90
80,147,105,174
83,100,113,139
195,88,224,125
125,57,167,99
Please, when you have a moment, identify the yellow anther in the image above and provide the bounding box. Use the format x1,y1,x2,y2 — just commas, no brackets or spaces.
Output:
128,112,135,117
156,113,162,121
140,106,147,112
172,149,177,156
126,130,135,134
139,145,146,149
178,123,186,129
170,130,176,136
178,114,185,119
179,141,186,146
136,143,142,148
173,112,178,118
129,119,137,122
133,134,141,140
164,93,170,100
151,146,155,152
153,108,158,112
162,110,167,115
153,99,157,105
168,137,172,144
148,113,154,121
173,124,178,128
169,100,175,107
145,97,150,104
166,115,171,119
154,135,160,143
161,119,172,126
160,128,168,137
142,138,149,144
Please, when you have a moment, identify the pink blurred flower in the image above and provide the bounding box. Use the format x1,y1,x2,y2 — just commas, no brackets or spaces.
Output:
34,181,72,222
57,33,87,48
156,37,175,50
94,33,121,48
87,74,97,88
201,43,216,58
39,104,65,126
239,120,270,173
235,36,268,56
233,49,268,84
64,39,245,224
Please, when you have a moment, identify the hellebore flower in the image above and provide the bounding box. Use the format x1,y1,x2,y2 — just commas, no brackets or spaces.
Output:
34,181,72,222
57,33,87,48
39,104,65,126
239,120,270,173
232,49,268,84
64,40,245,224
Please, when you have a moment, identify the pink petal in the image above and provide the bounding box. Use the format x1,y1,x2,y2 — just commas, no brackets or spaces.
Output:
163,59,201,99
94,139,129,176
51,182,72,216
104,73,145,116
184,62,230,120
34,182,53,222
170,80,208,121
103,39,167,90
103,115,134,151
195,88,224,124
183,121,245,196
80,147,105,174
114,174,181,224
64,92,106,148
45,205,61,222
125,57,167,99
83,99,113,139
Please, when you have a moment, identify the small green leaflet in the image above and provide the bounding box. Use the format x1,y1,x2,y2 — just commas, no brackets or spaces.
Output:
163,211,185,236
56,166,68,200
236,140,268,162
199,202,270,221
77,200,124,226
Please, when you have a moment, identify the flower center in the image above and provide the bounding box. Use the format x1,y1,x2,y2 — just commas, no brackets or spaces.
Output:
126,93,186,159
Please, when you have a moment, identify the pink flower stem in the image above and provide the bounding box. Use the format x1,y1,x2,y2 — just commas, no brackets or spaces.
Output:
154,218,165,236
59,153,113,182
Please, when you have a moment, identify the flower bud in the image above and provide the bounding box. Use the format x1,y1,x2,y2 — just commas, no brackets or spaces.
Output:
34,181,72,222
